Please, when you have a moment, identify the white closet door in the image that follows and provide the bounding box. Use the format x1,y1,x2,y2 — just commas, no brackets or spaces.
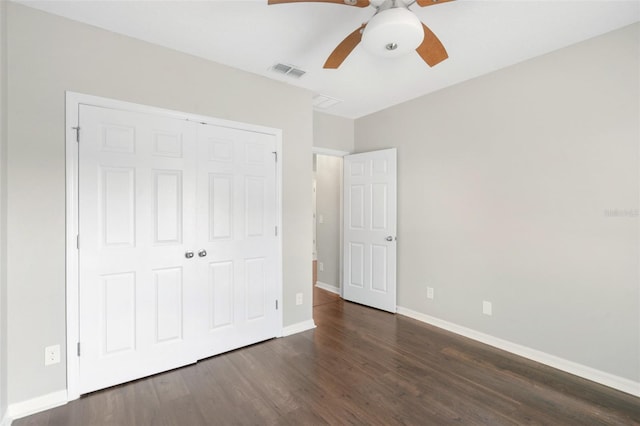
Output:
78,105,199,394
195,124,279,358
343,148,397,313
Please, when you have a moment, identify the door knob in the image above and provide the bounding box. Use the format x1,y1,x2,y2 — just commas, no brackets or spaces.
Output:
386,236,394,242
198,249,207,258
185,251,194,259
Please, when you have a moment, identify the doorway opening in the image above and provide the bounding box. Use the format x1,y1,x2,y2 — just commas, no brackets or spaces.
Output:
312,149,348,306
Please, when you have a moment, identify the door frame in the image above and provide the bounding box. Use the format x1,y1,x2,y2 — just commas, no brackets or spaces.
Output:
65,92,283,401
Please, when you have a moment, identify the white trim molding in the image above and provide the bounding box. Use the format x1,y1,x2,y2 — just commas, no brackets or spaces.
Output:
312,147,350,157
6,390,67,421
281,320,316,337
397,306,640,398
315,281,340,295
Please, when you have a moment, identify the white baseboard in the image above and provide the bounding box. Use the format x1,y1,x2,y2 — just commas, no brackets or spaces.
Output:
315,281,340,295
397,306,640,398
281,320,316,337
7,390,67,420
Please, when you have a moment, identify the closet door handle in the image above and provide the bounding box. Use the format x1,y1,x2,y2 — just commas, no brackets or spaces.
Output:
198,249,207,258
185,251,194,259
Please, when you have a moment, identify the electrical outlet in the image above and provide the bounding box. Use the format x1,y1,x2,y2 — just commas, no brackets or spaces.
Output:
45,344,61,366
318,214,324,224
319,262,324,272
296,293,303,306
482,301,492,316
427,287,434,300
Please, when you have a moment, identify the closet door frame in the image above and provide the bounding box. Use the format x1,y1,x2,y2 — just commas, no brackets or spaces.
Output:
65,91,283,401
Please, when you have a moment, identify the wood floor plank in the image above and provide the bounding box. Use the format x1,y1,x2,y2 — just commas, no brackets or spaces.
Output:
14,289,640,425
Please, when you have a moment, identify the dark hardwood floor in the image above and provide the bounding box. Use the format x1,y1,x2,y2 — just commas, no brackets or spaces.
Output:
313,285,340,307
16,289,640,425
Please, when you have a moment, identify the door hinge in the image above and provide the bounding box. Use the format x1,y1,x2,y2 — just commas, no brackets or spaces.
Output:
76,234,79,250
275,300,278,310
272,151,278,162
77,342,81,357
72,126,80,143
275,226,278,236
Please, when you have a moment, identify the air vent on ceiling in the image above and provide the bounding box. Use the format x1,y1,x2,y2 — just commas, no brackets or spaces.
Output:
312,94,342,109
271,63,306,79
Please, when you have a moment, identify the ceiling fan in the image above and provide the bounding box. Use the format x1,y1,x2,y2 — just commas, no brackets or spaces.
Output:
268,0,455,69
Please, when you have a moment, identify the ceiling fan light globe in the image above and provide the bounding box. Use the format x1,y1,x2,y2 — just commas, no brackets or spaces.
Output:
361,8,424,58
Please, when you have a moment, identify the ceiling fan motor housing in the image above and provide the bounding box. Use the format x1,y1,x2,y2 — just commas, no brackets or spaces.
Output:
361,7,424,58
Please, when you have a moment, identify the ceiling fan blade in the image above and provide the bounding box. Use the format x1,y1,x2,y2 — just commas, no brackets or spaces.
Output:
415,23,448,67
415,0,455,7
323,24,365,69
268,0,370,7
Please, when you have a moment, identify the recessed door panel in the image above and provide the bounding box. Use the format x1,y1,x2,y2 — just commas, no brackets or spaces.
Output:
100,167,135,248
154,267,183,343
153,132,183,158
154,170,182,245
371,183,388,231
349,243,364,288
245,143,265,165
209,138,233,163
100,124,135,153
246,258,265,320
209,174,233,240
102,272,136,355
246,177,265,237
209,261,233,329
350,161,365,177
372,159,388,175
371,245,387,293
350,185,365,230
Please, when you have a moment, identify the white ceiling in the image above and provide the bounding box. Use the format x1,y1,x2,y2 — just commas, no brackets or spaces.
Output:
16,0,640,118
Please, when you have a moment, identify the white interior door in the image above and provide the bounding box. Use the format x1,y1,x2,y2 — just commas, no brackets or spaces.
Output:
196,124,279,358
78,105,199,394
343,149,397,313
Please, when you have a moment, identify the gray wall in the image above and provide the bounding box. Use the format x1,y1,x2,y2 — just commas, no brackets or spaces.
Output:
315,155,342,289
313,112,354,152
0,0,7,421
355,23,640,382
6,2,312,405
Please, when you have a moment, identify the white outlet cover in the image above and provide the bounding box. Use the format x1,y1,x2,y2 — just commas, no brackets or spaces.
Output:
427,287,434,300
319,262,324,272
45,344,61,366
295,293,303,306
483,301,492,316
